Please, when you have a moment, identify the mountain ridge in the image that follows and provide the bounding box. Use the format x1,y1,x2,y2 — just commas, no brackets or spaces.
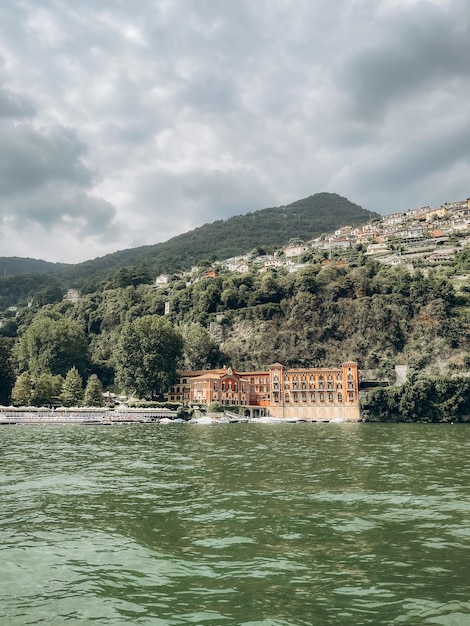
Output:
1,193,378,285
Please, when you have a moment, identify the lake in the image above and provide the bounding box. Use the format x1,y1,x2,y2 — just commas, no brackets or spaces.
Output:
0,423,469,625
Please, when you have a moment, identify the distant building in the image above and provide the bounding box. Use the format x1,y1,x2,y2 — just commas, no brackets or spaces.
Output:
167,362,360,421
285,244,309,258
365,243,389,255
382,212,405,226
63,289,80,303
154,274,170,288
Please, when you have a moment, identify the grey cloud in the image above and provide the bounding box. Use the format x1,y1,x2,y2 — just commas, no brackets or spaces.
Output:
0,120,94,196
338,2,470,123
0,80,119,245
132,168,276,241
0,85,36,118
0,0,469,262
3,182,118,240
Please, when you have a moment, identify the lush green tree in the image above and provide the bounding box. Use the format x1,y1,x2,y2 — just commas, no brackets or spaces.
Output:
32,284,64,307
14,312,90,378
207,401,225,413
84,374,104,406
11,372,33,406
114,315,183,400
0,337,15,404
31,373,64,407
181,324,221,370
61,367,84,406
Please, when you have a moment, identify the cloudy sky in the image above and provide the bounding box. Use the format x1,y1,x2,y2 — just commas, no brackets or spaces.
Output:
0,0,469,263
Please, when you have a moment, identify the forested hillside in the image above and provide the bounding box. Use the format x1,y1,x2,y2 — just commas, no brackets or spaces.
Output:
0,257,67,277
2,243,470,414
0,193,377,307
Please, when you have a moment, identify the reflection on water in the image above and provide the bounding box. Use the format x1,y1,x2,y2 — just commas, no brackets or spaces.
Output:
0,423,469,625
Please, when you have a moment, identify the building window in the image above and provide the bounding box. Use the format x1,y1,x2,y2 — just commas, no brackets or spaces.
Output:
338,393,343,403
328,393,333,402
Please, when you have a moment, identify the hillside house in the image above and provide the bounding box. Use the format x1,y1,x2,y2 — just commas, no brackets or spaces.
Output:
285,244,309,258
365,243,389,255
154,274,170,288
63,289,80,303
382,212,405,226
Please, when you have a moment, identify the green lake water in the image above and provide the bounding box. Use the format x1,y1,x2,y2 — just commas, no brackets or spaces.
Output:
0,423,469,625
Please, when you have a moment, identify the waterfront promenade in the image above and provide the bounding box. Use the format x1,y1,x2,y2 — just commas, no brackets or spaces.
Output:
0,406,177,424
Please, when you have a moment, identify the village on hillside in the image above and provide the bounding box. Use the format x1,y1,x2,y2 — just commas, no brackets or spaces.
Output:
151,196,470,287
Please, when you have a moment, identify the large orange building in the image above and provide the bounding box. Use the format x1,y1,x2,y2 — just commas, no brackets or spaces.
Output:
167,362,360,421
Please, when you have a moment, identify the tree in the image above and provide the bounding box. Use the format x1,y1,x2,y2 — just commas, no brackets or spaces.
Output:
31,373,64,407
14,312,90,378
114,315,183,400
84,374,104,406
181,324,221,370
11,372,33,406
61,367,84,406
0,337,15,404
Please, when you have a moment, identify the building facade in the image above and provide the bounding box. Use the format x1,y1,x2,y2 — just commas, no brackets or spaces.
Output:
167,362,360,421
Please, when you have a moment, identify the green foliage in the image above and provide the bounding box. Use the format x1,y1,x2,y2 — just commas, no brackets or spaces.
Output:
361,375,470,422
31,373,64,407
181,324,221,370
11,372,33,406
114,315,183,400
207,401,225,413
0,337,15,404
84,374,104,406
14,311,90,378
61,367,84,407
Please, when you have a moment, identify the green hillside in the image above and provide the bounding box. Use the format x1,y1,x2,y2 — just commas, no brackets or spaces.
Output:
0,257,68,277
0,192,377,305
62,192,377,284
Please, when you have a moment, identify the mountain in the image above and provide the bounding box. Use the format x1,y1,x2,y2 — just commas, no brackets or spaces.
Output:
62,192,379,284
0,192,378,306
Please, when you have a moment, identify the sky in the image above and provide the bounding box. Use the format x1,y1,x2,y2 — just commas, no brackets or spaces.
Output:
0,0,469,263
